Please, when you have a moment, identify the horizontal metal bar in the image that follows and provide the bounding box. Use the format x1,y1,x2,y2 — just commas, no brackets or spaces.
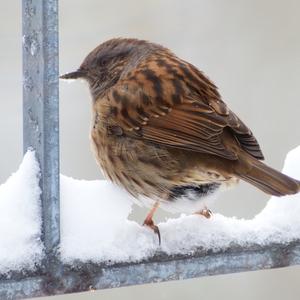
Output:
1,240,299,300
0,277,45,300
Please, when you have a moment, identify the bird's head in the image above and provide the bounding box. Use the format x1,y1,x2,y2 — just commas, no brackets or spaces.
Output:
60,38,153,99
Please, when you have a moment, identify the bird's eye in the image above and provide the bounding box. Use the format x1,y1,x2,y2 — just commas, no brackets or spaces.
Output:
98,56,110,67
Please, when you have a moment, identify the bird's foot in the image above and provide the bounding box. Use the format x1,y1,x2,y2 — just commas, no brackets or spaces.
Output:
143,217,161,245
196,207,213,219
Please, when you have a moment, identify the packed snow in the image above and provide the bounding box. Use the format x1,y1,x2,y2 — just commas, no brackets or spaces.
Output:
0,151,43,274
0,146,299,273
61,146,300,262
59,176,156,262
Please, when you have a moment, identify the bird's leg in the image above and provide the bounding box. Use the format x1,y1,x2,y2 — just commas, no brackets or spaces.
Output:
195,206,213,219
143,201,161,245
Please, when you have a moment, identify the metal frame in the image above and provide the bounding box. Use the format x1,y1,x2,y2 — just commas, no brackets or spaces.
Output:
1,241,300,299
0,0,299,299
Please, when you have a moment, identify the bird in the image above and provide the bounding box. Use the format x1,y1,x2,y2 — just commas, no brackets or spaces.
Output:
61,38,300,243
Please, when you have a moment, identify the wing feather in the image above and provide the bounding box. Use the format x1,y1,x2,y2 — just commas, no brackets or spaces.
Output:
106,55,264,160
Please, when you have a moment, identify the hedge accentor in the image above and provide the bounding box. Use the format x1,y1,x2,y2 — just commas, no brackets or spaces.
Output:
61,38,300,242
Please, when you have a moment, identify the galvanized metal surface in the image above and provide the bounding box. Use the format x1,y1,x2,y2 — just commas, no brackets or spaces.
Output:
22,0,60,266
0,277,45,300
21,0,62,297
0,240,300,299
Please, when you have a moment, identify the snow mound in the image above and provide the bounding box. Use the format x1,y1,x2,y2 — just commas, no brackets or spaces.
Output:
0,151,43,274
60,176,156,262
60,145,300,263
0,146,299,272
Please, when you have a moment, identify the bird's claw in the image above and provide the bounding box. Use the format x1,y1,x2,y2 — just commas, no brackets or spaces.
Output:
152,224,161,245
197,208,213,219
143,219,161,245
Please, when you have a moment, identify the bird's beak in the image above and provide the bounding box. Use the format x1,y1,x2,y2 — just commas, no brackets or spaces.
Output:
60,69,87,80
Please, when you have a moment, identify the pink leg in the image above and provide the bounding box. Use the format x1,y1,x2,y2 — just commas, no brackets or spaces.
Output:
143,202,161,244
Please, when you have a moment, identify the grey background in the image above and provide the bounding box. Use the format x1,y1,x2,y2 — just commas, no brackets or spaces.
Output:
1,0,300,299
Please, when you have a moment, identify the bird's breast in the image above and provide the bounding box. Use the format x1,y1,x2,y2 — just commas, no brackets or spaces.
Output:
90,122,179,199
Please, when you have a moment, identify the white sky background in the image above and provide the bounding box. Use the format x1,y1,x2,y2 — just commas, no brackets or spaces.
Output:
0,0,300,299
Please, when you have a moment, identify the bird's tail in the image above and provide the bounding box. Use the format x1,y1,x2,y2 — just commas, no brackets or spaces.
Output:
236,154,300,196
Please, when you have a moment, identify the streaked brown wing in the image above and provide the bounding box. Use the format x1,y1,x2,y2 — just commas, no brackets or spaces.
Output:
141,102,237,160
107,57,264,161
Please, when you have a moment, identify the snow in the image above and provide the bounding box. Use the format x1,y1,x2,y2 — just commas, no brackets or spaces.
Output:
0,151,43,274
60,145,300,263
60,176,156,262
0,146,299,273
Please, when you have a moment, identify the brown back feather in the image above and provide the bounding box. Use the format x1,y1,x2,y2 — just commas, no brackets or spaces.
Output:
107,52,264,161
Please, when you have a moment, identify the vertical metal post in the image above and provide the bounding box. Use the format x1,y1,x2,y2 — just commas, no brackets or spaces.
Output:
22,0,60,270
